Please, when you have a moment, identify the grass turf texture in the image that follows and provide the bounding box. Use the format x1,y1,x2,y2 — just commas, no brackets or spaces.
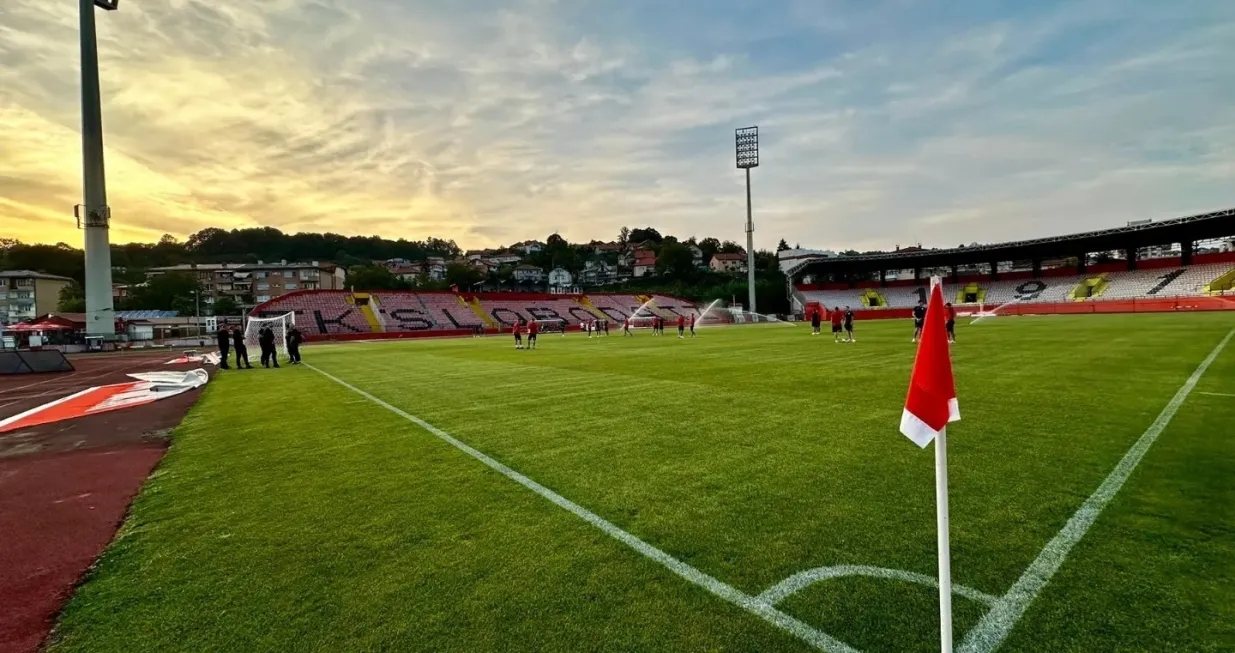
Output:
48,313,1235,652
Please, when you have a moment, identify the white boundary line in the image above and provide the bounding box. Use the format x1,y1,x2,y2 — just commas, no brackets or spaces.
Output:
958,326,1235,653
306,325,1233,652
1197,391,1235,398
305,363,859,653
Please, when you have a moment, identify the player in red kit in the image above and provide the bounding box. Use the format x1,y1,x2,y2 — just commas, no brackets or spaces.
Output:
830,306,844,342
624,317,632,336
527,319,539,349
945,302,956,344
512,320,523,349
677,315,686,338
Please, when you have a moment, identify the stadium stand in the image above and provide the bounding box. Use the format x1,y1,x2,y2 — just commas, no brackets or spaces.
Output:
253,291,707,339
252,255,1234,340
799,259,1235,313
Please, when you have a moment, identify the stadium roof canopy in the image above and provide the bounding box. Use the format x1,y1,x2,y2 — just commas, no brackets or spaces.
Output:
785,206,1235,278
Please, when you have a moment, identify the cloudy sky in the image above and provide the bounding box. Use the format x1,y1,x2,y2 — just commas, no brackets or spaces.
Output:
2,0,1232,252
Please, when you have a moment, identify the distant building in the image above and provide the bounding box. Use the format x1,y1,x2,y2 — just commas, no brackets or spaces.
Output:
148,261,344,306
632,249,657,278
512,240,545,255
709,253,747,274
513,264,544,283
0,270,73,324
589,241,623,255
582,260,617,285
547,267,573,287
688,244,704,267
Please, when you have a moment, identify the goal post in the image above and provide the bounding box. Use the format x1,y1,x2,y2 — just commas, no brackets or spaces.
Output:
244,312,295,358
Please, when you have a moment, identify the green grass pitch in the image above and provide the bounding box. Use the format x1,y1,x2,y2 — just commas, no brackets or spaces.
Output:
48,313,1235,652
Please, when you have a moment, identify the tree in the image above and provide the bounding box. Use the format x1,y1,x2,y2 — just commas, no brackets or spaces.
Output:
618,227,630,246
719,240,745,254
58,282,86,313
776,239,790,252
698,237,721,263
655,241,696,280
445,262,484,289
125,272,202,313
212,296,240,317
345,265,410,291
629,228,662,245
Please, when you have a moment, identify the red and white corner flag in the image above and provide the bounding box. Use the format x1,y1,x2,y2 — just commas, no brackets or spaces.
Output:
900,278,960,447
900,277,961,653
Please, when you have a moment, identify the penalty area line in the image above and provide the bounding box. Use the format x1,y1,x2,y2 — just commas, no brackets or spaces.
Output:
958,326,1235,653
304,363,859,653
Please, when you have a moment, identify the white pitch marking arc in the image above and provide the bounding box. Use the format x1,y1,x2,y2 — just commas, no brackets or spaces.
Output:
758,565,998,608
307,324,1232,653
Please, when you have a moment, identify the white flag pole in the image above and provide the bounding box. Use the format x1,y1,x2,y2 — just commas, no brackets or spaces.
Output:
935,426,953,652
931,275,953,653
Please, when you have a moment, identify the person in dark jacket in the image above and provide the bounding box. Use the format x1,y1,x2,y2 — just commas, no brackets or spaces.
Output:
231,328,252,369
287,326,303,364
258,327,269,367
216,327,231,369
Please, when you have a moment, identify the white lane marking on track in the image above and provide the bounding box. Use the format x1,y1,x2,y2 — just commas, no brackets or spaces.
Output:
758,565,998,607
306,363,860,653
959,326,1235,653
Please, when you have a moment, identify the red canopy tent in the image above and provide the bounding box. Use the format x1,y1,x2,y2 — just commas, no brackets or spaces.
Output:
4,322,72,332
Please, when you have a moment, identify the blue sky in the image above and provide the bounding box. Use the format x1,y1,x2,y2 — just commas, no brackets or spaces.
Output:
1,0,1232,251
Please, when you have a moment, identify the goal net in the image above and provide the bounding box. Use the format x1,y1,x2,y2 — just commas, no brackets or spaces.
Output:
530,319,568,334
244,312,295,358
629,316,657,329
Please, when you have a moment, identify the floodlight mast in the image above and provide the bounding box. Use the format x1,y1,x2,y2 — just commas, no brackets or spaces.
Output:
735,126,759,314
80,0,118,337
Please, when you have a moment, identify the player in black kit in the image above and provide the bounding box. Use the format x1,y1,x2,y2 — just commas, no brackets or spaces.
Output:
912,299,926,343
844,307,855,342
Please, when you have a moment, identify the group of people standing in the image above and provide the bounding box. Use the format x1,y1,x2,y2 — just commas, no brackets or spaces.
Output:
811,307,855,342
214,324,303,370
630,314,694,338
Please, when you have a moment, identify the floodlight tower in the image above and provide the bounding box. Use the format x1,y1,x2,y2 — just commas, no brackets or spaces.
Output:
735,126,759,314
78,0,119,338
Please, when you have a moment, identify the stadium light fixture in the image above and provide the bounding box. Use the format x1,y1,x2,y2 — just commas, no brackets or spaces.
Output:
79,0,118,337
735,126,759,314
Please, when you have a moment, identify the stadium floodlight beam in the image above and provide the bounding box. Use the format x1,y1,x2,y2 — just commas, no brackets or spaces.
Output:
78,0,119,338
735,126,759,314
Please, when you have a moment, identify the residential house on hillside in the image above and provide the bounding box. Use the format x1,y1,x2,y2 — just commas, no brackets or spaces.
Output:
547,267,573,288
582,260,617,285
390,265,421,283
688,244,704,268
589,240,623,255
513,264,544,283
632,249,657,278
512,240,544,255
709,253,747,274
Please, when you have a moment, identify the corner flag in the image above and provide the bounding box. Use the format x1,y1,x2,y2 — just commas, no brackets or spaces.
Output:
899,277,960,653
900,279,960,447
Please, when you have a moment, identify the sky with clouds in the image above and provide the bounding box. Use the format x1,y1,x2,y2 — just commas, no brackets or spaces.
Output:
2,0,1233,252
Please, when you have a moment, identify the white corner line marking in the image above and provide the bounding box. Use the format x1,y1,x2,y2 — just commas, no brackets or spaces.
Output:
959,326,1235,653
305,363,860,653
758,565,998,607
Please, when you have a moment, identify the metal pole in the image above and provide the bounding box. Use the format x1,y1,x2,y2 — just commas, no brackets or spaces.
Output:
745,167,756,313
936,426,953,653
194,290,200,335
80,0,116,337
